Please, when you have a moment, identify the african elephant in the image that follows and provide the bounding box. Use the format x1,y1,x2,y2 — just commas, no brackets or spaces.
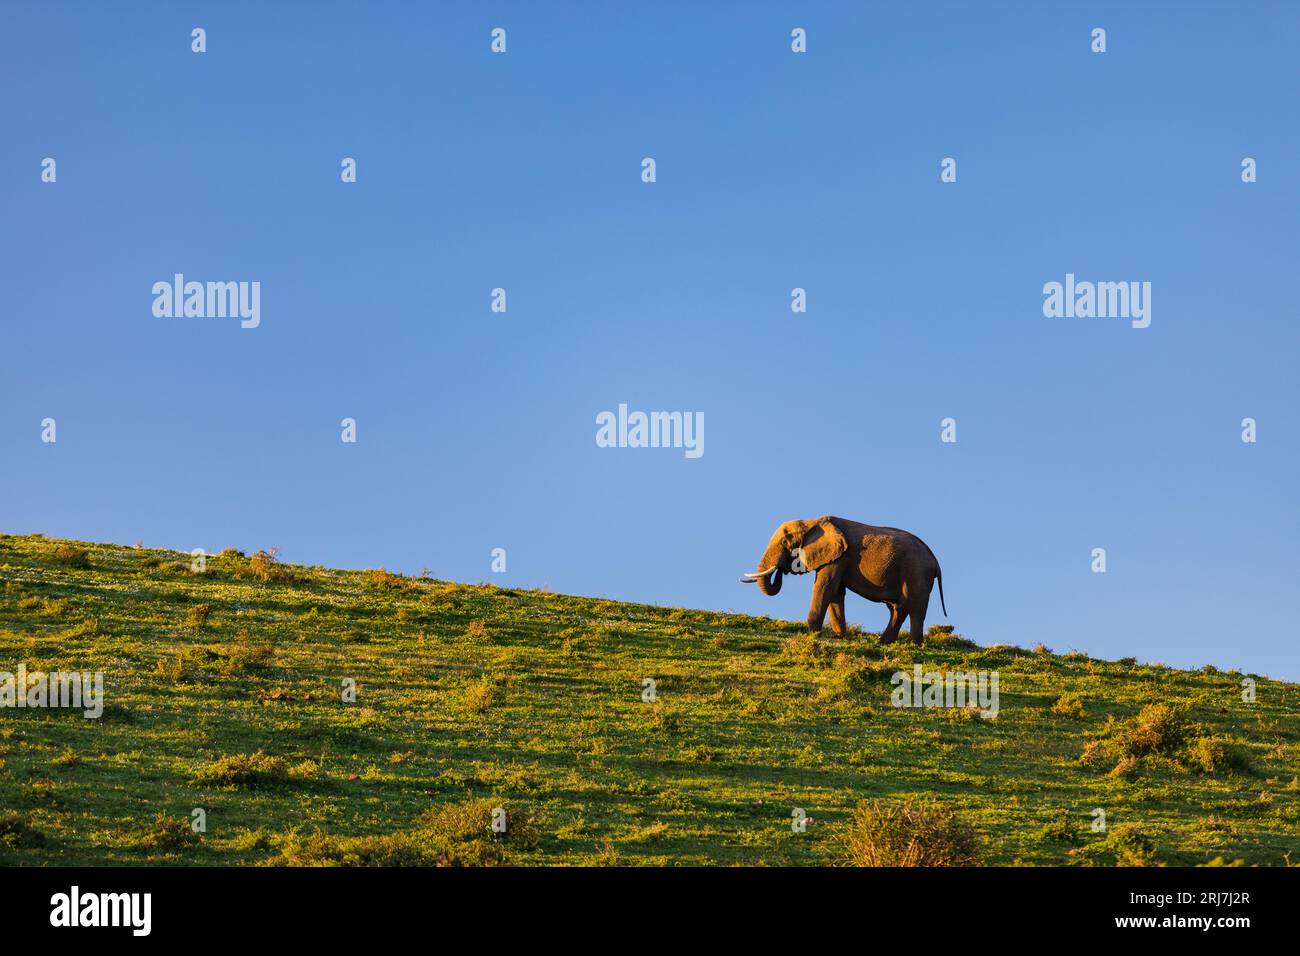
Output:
740,516,946,644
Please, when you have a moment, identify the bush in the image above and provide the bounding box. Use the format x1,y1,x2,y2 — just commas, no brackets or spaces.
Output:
837,799,979,867
364,567,410,591
1083,703,1189,768
1036,810,1082,845
1183,736,1252,776
1072,824,1158,866
463,679,493,714
249,549,281,582
132,813,192,850
185,604,211,628
155,653,189,682
925,624,976,648
50,544,90,567
220,630,275,675
193,751,288,787
1051,693,1086,718
415,797,538,863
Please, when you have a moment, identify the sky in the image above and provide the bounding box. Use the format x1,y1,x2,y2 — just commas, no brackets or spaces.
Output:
2,2,1297,680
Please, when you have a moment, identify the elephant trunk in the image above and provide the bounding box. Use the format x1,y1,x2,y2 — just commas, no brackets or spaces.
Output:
745,537,788,595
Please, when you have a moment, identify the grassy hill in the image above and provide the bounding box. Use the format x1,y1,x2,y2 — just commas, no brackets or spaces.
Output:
0,533,1296,866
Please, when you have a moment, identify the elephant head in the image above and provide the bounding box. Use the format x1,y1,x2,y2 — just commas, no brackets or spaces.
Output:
740,518,848,595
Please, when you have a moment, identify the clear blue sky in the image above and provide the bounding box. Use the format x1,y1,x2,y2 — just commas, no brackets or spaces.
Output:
3,2,1297,680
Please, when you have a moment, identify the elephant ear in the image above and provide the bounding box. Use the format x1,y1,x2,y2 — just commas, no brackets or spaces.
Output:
796,518,847,571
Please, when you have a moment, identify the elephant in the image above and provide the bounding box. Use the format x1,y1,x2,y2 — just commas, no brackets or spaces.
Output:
740,516,946,644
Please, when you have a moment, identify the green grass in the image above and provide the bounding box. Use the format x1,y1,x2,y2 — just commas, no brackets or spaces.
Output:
0,532,1297,866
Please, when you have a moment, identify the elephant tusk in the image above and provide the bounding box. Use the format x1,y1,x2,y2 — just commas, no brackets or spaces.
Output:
741,569,775,580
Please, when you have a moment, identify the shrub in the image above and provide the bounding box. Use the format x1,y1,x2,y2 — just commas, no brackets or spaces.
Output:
155,653,188,682
220,630,275,674
132,813,192,850
415,797,538,862
50,544,90,568
1036,810,1082,845
193,751,288,787
40,598,71,617
1183,736,1252,775
1072,824,1157,866
288,759,321,779
464,619,490,642
463,679,493,714
837,799,979,867
1083,703,1189,768
185,604,211,628
1051,693,1086,718
249,549,279,582
364,567,409,591
925,624,976,648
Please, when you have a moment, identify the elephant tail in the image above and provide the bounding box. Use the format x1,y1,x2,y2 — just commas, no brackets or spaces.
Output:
936,566,947,617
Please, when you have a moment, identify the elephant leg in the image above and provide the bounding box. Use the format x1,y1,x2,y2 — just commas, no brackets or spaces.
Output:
907,583,931,646
806,566,842,632
826,584,847,637
880,603,904,644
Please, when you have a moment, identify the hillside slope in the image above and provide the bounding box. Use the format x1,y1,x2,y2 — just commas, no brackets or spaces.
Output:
0,533,1296,866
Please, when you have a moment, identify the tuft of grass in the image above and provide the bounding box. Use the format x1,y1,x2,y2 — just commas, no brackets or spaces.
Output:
925,624,976,648
130,813,193,850
219,630,275,675
193,751,288,788
1050,693,1086,719
0,811,47,848
1036,810,1082,845
837,799,980,867
277,831,431,867
463,679,493,715
779,633,828,666
277,798,536,867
